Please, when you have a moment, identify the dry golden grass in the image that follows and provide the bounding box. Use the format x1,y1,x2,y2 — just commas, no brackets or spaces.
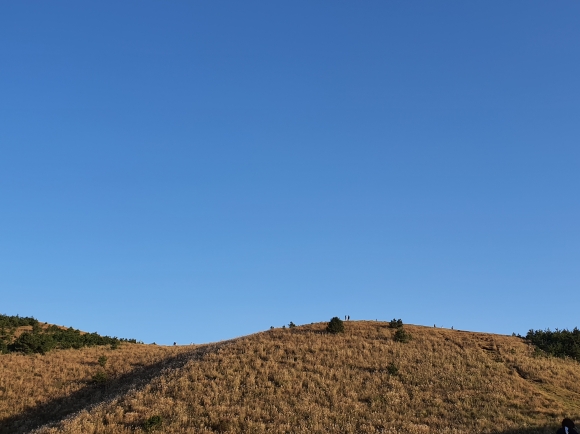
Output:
0,342,193,433
18,321,579,434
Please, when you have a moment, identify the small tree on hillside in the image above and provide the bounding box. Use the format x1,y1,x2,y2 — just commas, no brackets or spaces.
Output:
393,327,412,343
389,318,403,328
387,362,399,376
143,415,163,432
92,371,108,384
32,322,42,334
326,317,344,334
10,332,55,354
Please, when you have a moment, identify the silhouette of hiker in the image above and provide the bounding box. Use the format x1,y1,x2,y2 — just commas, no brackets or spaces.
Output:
557,418,579,434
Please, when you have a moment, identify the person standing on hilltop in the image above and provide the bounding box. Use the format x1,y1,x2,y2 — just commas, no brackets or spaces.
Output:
557,418,579,434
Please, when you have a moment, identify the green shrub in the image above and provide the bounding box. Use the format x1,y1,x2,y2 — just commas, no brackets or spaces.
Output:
289,322,296,328
0,314,38,328
393,327,411,343
92,371,108,383
0,327,11,354
0,326,11,340
326,317,345,334
0,315,136,355
389,318,403,328
387,362,399,375
9,332,56,354
143,415,163,432
98,355,108,367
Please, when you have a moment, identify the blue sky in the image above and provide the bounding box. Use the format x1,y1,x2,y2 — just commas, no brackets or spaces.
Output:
1,1,579,344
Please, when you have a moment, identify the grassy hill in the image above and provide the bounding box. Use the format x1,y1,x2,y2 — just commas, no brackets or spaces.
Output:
1,321,580,433
0,314,137,355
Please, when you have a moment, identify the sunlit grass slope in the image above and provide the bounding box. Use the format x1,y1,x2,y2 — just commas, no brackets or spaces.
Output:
0,342,191,433
30,321,580,434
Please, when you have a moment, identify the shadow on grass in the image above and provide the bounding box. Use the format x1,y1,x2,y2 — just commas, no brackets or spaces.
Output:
492,422,580,434
492,428,556,434
0,343,226,434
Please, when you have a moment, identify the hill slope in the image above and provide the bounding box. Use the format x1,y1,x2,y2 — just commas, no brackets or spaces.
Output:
11,321,576,434
0,341,193,433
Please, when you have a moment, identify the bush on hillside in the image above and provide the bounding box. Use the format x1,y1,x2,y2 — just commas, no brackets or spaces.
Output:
326,317,345,334
0,326,12,354
389,318,403,328
10,332,56,354
387,362,399,376
98,355,108,367
2,316,137,355
393,327,412,343
0,313,38,328
41,328,123,350
526,328,580,362
143,415,163,432
92,370,108,384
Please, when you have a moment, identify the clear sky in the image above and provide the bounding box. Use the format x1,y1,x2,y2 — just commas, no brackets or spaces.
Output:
1,1,579,345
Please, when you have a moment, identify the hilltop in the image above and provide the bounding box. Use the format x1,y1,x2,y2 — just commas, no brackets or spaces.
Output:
1,320,580,433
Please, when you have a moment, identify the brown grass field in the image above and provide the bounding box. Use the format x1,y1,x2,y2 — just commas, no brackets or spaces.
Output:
2,321,579,433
